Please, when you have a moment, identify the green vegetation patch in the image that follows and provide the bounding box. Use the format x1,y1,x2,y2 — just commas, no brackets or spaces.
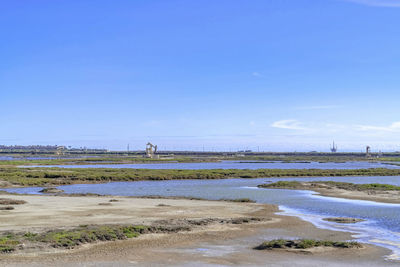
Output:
224,198,255,203
0,223,192,253
0,225,150,253
0,198,27,205
259,181,303,189
0,234,20,253
323,217,364,224
0,156,220,167
320,181,400,191
259,181,400,191
2,166,400,187
35,225,148,248
254,239,362,250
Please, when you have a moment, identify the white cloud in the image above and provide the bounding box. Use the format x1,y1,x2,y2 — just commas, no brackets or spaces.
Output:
271,120,307,130
344,0,400,7
356,121,400,132
271,119,400,134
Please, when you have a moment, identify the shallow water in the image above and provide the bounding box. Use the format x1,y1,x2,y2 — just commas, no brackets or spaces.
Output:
4,175,400,259
22,160,400,169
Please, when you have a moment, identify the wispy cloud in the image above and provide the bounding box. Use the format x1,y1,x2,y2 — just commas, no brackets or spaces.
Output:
272,119,400,136
294,105,341,110
356,121,400,132
252,72,262,77
271,119,307,130
344,0,400,7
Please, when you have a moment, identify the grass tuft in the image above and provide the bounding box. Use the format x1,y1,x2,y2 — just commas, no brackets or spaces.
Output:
254,239,362,250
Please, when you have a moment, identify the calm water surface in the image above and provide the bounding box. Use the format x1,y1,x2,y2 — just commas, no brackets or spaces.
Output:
5,175,400,260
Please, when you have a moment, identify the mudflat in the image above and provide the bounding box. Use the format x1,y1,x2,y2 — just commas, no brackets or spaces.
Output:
0,194,273,232
0,194,395,266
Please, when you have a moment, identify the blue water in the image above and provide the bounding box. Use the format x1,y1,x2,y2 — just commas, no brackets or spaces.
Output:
0,156,14,160
21,160,400,169
4,175,400,260
0,156,99,161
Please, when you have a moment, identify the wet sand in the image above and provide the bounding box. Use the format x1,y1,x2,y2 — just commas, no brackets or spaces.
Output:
0,194,396,266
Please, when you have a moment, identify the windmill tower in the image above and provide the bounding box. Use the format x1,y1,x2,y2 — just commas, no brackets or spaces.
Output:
330,141,338,153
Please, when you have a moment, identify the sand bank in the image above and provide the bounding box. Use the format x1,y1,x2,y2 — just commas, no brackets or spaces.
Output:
260,181,400,204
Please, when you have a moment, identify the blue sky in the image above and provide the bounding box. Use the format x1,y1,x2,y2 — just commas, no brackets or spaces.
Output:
1,0,400,152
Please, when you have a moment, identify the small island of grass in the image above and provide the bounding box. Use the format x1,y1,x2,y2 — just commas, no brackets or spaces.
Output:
254,239,362,250
323,217,365,224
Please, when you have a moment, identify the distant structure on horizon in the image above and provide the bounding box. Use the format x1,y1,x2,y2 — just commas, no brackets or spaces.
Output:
366,146,371,158
145,142,158,158
330,141,338,153
55,146,66,156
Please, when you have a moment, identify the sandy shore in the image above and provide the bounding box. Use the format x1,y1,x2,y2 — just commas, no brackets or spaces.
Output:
0,194,270,232
0,194,396,266
309,187,400,205
315,187,400,204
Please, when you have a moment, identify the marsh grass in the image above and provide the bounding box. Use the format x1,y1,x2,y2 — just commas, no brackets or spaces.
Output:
0,156,220,167
254,239,362,250
259,181,400,191
259,181,303,188
36,225,144,247
220,198,255,203
2,167,400,187
0,234,20,253
0,206,14,210
0,223,194,253
0,225,149,252
321,181,400,191
0,198,26,205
